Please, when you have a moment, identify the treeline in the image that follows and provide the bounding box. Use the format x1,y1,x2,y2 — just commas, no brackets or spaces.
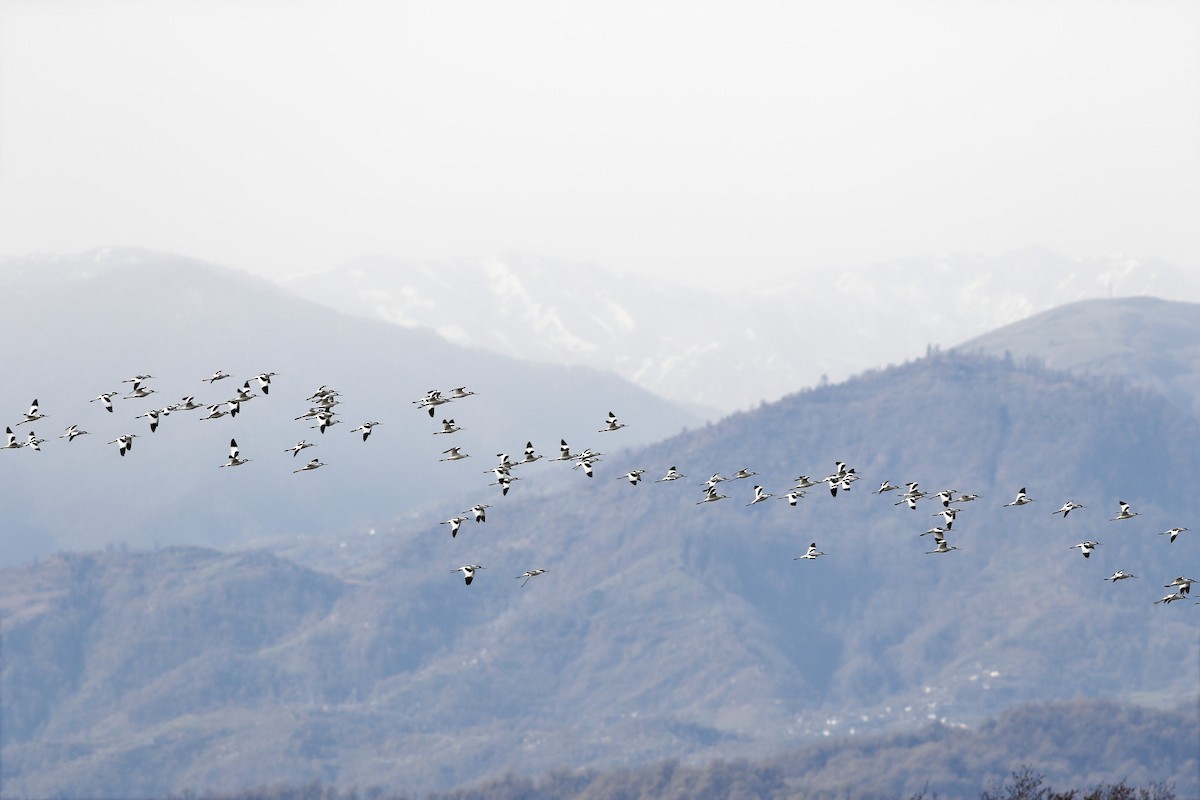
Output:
156,767,1176,800
147,698,1196,800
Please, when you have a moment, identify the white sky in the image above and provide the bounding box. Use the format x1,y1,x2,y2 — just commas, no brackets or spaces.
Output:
1,1,1197,288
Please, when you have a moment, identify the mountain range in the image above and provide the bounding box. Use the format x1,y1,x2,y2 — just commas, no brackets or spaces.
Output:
3,285,1198,796
281,250,1200,413
0,248,698,567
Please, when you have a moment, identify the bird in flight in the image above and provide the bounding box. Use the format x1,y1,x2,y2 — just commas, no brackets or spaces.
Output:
517,568,547,587
795,542,826,560
1005,488,1033,507
452,564,484,586
1110,501,1139,521
17,399,45,426
1159,527,1189,543
656,466,686,482
59,424,89,442
599,412,625,432
285,440,315,457
220,439,251,468
1069,540,1100,559
90,392,118,413
747,485,772,506
109,434,138,457
1052,500,1084,517
350,421,382,442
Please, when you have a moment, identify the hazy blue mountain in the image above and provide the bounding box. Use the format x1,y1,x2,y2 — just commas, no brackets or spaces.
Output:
3,351,1197,798
0,248,699,567
954,296,1200,418
281,250,1200,413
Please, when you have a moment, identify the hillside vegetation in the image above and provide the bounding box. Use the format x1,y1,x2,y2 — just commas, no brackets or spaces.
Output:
3,351,1197,797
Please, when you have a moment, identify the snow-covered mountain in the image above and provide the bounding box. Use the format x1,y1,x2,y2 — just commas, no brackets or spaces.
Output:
281,249,1200,414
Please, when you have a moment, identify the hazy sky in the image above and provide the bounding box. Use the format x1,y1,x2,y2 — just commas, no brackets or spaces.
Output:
1,1,1197,288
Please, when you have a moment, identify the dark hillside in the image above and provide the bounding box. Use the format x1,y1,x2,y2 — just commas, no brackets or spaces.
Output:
3,352,1197,797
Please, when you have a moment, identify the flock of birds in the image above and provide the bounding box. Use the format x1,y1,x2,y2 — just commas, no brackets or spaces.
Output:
3,372,1197,605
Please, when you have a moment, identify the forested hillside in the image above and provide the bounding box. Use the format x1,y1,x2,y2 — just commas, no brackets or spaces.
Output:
144,700,1195,800
3,350,1197,798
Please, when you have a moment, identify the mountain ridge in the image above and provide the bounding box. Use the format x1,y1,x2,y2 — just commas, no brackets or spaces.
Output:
281,249,1200,413
4,350,1197,797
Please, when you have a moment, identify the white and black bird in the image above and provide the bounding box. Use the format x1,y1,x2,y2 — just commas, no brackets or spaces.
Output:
1111,501,1139,521
573,456,598,478
1,427,18,450
731,468,758,481
285,440,315,457
169,396,203,412
17,399,45,426
517,568,547,587
793,475,820,490
1164,576,1196,595
1005,487,1034,507
553,439,574,462
313,410,338,433
440,446,470,462
441,516,467,538
1104,570,1137,583
122,374,154,384
452,564,483,586
520,441,542,463
934,507,959,527
434,419,463,435
231,382,257,404
599,411,626,432
696,485,727,504
874,480,899,494
1159,527,1189,543
1154,592,1186,605
619,469,646,486
1069,540,1100,558
447,386,476,400
350,421,381,441
292,458,324,474
781,490,806,506
466,504,490,523
935,489,957,508
202,370,230,383
747,485,772,505
135,408,163,433
200,404,230,421
489,472,520,496
655,466,685,482
795,542,826,560
24,431,45,451
90,392,118,413
59,424,89,442
220,438,250,468
108,434,137,457
124,382,157,400
926,537,960,555
414,390,449,417
1053,501,1084,517
253,372,277,394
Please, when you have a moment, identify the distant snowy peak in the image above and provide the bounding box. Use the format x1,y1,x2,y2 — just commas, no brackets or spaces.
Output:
281,249,1199,415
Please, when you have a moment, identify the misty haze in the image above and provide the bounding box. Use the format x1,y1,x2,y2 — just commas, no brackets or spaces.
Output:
1,2,1198,799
